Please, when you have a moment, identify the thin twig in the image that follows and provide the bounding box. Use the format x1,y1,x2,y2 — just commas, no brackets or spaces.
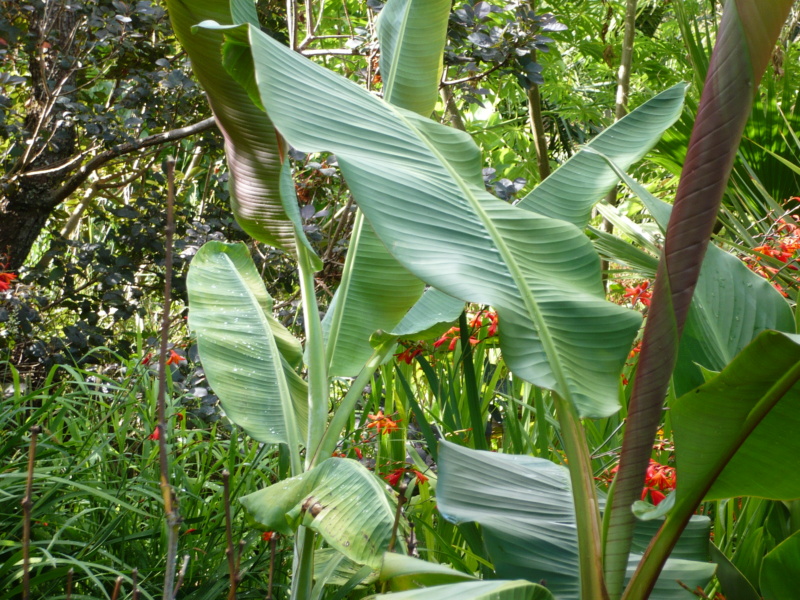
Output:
172,555,190,598
66,569,73,600
323,197,354,263
266,534,278,600
381,484,408,593
132,568,139,600
111,576,123,600
21,425,42,600
159,158,180,600
222,470,239,600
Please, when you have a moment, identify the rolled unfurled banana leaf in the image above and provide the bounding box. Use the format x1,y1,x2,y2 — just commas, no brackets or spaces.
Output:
196,12,642,419
167,0,319,266
607,3,795,598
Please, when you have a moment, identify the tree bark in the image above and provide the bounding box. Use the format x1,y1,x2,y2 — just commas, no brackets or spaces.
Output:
527,82,551,181
0,2,217,271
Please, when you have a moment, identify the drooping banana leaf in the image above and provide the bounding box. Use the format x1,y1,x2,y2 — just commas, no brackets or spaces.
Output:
240,457,396,568
167,0,318,265
374,580,556,600
369,287,465,348
435,441,714,600
380,553,478,592
605,4,794,596
324,0,451,377
197,15,642,419
186,242,306,466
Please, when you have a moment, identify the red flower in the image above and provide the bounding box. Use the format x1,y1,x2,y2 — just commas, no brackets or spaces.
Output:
353,447,363,460
384,468,405,487
367,410,400,435
166,349,185,366
470,310,499,337
148,428,160,441
183,528,198,535
623,280,652,308
606,459,676,506
433,326,478,352
412,469,429,484
395,343,424,364
641,459,676,506
0,272,17,292
262,531,275,542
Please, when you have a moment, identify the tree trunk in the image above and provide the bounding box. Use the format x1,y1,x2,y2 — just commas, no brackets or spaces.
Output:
1,2,78,270
0,206,51,270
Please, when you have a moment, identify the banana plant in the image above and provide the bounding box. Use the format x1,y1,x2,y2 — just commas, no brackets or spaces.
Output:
169,0,797,599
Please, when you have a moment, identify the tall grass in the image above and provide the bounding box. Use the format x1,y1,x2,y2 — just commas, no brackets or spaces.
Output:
0,356,286,599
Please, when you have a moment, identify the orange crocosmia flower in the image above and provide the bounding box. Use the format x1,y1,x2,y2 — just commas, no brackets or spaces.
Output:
395,344,423,365
486,311,498,337
165,349,185,365
623,280,652,307
262,531,275,542
148,428,160,441
0,272,17,292
641,459,676,505
384,468,405,487
433,326,479,351
412,469,429,484
366,410,400,435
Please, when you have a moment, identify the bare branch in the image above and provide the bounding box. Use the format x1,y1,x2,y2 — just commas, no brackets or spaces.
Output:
46,117,216,210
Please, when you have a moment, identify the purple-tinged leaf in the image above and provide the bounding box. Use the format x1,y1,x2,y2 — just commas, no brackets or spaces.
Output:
605,3,794,598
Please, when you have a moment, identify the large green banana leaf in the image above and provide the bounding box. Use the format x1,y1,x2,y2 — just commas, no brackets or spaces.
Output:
167,0,319,265
630,331,800,600
197,14,642,419
436,441,714,600
186,242,306,451
592,154,794,394
323,214,427,376
324,0,451,377
375,580,556,600
672,331,800,502
375,0,451,118
517,84,686,228
240,458,396,568
760,529,800,600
